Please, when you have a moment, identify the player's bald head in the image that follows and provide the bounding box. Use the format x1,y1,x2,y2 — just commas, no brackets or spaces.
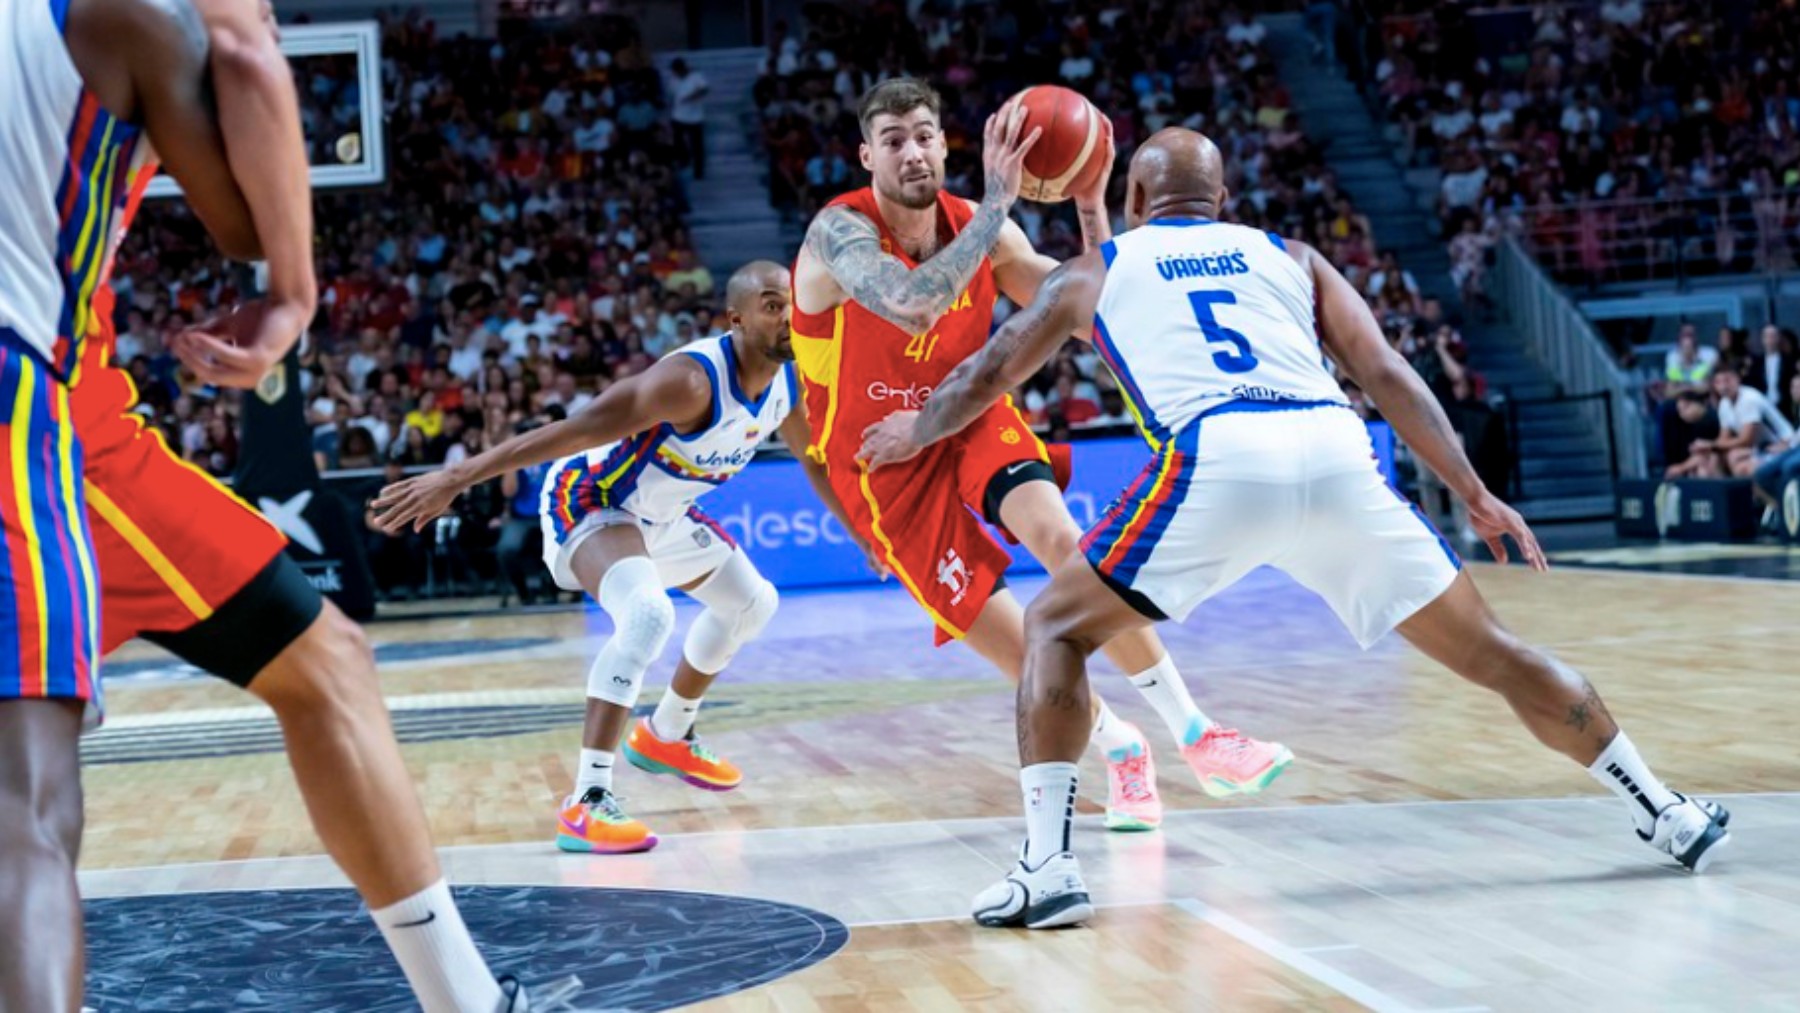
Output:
1124,128,1227,229
725,260,790,311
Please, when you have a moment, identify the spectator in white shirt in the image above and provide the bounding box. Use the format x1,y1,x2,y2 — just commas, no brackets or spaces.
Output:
1561,94,1601,136
1432,96,1476,143
668,58,710,179
1224,9,1266,46
573,111,616,155
1059,42,1095,83
1706,368,1794,477
500,298,559,359
1599,0,1643,29
1478,93,1514,139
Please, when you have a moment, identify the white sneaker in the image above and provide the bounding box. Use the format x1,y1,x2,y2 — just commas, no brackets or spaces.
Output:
971,849,1094,929
1640,794,1731,873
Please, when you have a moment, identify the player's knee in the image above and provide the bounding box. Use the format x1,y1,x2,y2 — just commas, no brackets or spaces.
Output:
1023,587,1094,654
253,607,378,714
613,589,677,669
736,578,779,642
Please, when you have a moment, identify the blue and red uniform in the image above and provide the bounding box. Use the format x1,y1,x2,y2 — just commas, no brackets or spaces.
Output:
0,0,150,719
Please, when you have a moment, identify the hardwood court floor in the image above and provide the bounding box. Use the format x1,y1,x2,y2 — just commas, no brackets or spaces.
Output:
80,563,1800,1010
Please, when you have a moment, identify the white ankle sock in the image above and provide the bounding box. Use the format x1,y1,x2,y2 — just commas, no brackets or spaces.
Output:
1089,699,1141,758
576,747,614,795
650,688,701,741
1127,655,1211,746
370,879,503,1013
1021,762,1079,869
1588,731,1678,833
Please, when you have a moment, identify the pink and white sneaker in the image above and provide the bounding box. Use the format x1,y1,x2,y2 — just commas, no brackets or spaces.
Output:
1181,723,1293,799
1103,731,1163,831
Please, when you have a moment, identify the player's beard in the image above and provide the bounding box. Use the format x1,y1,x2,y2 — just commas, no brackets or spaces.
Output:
880,169,940,210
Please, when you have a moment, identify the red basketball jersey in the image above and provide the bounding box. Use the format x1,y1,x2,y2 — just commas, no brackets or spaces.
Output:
790,187,999,469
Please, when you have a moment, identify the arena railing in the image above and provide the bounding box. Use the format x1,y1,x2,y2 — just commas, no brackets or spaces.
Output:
1491,235,1647,479
1502,191,1799,291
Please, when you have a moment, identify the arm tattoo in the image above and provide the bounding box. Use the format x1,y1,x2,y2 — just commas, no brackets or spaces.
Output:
1076,204,1111,251
805,202,1009,334
913,267,1072,446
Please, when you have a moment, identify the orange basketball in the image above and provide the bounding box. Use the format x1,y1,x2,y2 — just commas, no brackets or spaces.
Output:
1010,85,1111,203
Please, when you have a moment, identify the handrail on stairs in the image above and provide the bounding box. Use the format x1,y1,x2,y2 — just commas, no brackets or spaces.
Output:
1491,236,1648,480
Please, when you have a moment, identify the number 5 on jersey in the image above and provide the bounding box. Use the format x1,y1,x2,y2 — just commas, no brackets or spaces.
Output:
1188,290,1259,374
905,331,941,363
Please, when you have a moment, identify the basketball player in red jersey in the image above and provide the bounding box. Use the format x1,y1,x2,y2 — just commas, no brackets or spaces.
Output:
1,1,535,1009
790,79,1291,829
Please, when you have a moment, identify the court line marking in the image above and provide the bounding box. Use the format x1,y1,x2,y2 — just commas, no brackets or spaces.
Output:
79,790,1800,879
1175,898,1422,1013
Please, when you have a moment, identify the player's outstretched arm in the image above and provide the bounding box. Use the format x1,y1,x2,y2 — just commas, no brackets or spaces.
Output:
777,403,890,580
858,252,1101,470
796,106,1039,332
1301,240,1546,569
174,0,319,388
371,358,714,533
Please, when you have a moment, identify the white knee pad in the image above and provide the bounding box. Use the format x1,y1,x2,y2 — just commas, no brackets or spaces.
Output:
587,556,674,707
682,551,779,675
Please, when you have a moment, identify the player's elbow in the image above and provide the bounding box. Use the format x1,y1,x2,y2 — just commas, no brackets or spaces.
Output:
207,19,285,82
880,297,936,336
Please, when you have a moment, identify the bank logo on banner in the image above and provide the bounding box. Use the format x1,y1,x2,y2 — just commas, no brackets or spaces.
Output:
258,489,325,554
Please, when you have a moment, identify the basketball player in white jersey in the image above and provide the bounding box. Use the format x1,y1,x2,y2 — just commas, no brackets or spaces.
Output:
376,262,809,854
2,2,549,1010
861,129,1729,928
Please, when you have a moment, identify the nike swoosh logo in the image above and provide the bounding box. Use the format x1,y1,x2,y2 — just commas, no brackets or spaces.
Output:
561,814,588,837
395,911,437,928
1140,679,1158,688
1006,461,1034,475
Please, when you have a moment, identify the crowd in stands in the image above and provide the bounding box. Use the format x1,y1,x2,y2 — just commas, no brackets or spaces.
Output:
755,0,1483,452
1348,0,1800,291
112,10,719,597
117,11,710,486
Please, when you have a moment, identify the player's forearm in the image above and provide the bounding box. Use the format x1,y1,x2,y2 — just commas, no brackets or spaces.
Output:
1363,360,1487,501
209,19,316,325
814,201,1011,334
914,351,1008,447
446,409,623,490
1075,199,1112,251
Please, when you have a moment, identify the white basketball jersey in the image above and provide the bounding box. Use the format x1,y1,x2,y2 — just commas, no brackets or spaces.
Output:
549,335,797,524
1093,219,1346,448
0,0,153,378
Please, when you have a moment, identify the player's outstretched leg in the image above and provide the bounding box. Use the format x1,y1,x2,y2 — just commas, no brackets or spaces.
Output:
557,526,670,856
1397,572,1730,873
973,556,1154,930
998,480,1291,809
248,600,510,1013
625,550,777,791
0,699,85,1013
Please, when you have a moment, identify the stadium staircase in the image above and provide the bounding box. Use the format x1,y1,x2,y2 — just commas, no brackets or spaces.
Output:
1263,14,1614,522
655,49,790,278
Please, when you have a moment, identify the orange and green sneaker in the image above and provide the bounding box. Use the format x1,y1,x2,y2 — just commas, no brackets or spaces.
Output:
624,718,742,791
555,786,657,854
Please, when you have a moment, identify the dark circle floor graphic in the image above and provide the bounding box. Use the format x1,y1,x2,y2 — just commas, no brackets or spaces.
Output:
85,886,849,1011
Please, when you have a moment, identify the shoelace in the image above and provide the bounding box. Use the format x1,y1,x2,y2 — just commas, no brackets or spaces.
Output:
1205,728,1252,755
687,738,721,765
1114,752,1154,803
581,789,632,822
